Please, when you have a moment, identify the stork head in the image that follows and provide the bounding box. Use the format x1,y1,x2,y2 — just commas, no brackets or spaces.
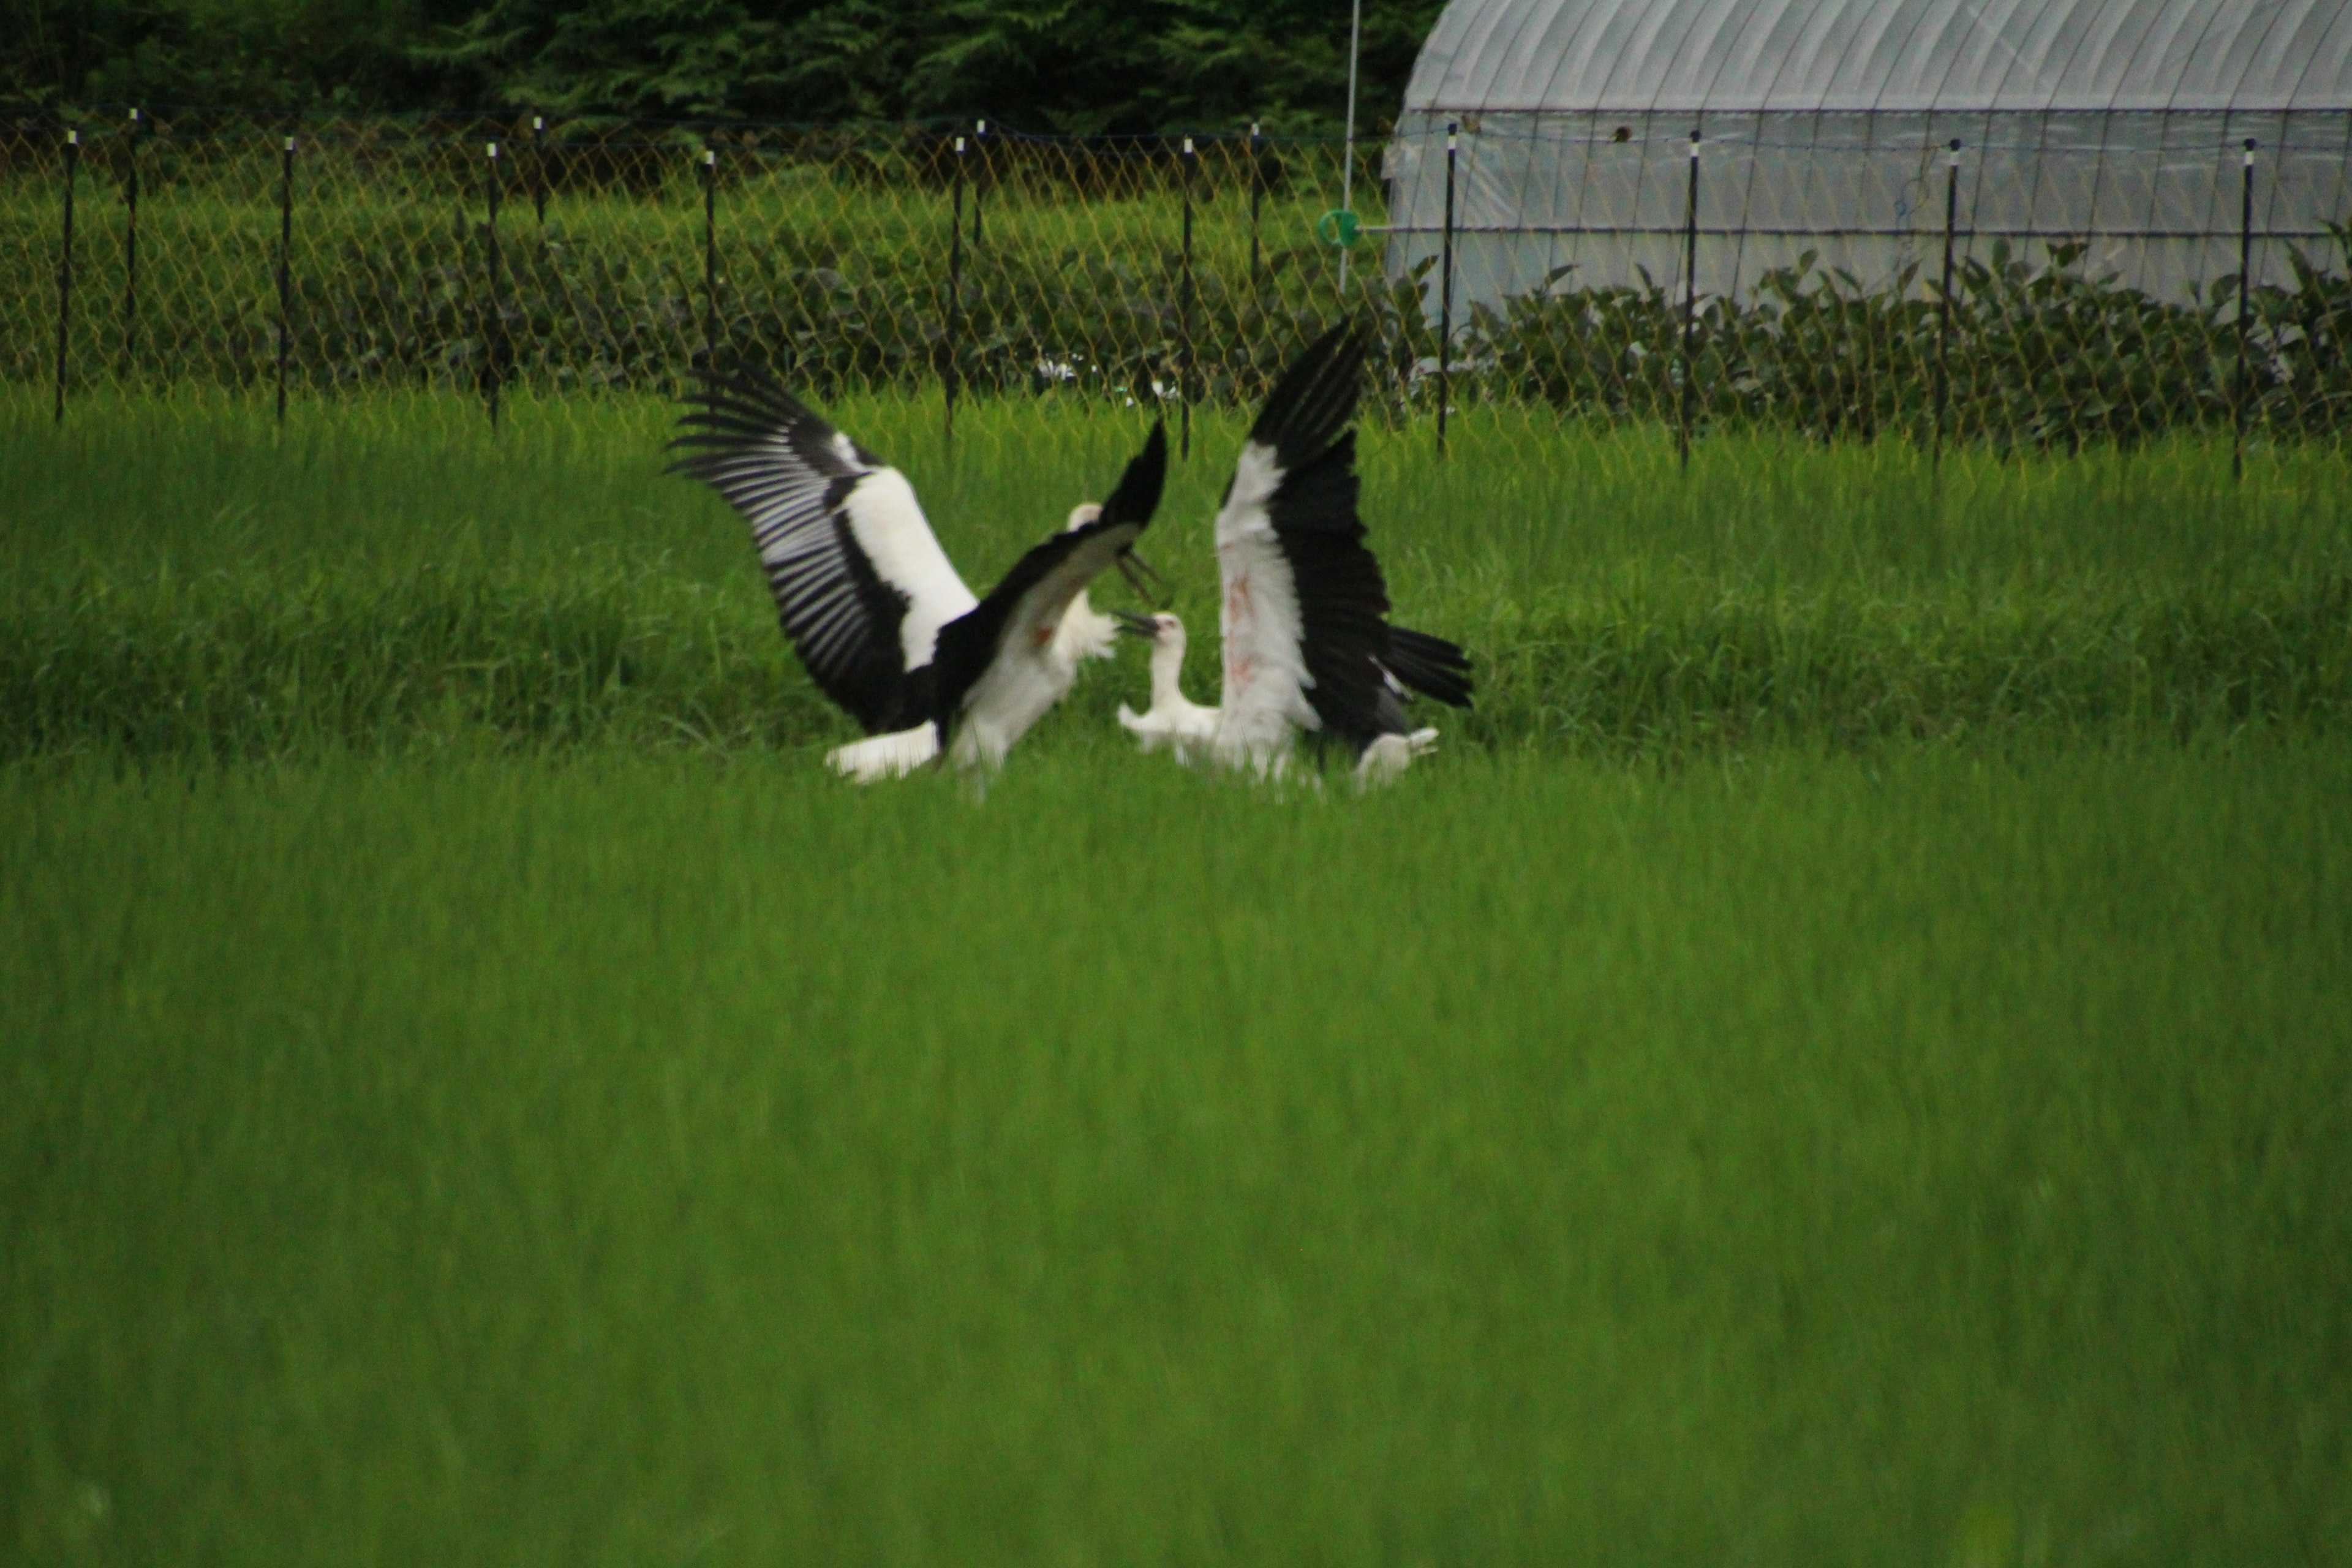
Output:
1114,609,1185,652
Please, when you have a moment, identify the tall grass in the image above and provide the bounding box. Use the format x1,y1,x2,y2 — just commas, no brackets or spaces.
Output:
5,744,2348,1564
5,391,2349,759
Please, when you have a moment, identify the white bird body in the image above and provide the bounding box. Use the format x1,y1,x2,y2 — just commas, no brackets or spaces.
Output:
1122,323,1475,783
1115,614,1221,760
946,639,1081,771
673,372,1166,780
1212,444,1319,774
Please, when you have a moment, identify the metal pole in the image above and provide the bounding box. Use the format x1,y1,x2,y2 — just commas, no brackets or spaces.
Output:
532,113,548,228
701,146,718,369
1439,121,1457,457
972,120,986,246
276,135,294,424
2234,137,2256,481
121,108,141,380
1933,138,1961,472
1678,130,1700,474
946,134,966,448
1180,135,1196,460
483,140,503,430
1248,121,1264,296
1340,0,1361,295
54,127,78,424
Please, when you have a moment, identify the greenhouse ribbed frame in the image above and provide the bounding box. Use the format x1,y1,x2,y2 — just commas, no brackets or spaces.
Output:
1384,0,2352,309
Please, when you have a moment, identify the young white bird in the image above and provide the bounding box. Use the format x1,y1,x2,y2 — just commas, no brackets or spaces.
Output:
1113,611,1220,760
671,369,1167,780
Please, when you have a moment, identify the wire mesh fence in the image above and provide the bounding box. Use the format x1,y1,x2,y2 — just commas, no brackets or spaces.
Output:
7,107,2351,454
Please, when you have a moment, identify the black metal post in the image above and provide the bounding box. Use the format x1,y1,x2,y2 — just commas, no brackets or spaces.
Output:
121,108,141,380
1933,138,1961,472
972,120,986,247
276,135,294,424
1438,121,1457,457
483,140,504,430
531,113,548,228
2234,137,2256,481
1678,130,1700,473
945,134,966,448
1180,135,1196,459
701,146,718,369
1248,121,1264,295
53,127,78,424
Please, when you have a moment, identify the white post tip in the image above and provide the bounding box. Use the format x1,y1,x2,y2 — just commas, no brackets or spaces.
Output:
955,136,965,154
486,141,497,157
66,130,78,146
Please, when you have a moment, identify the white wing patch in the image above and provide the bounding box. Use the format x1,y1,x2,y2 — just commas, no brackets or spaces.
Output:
839,469,979,669
827,724,940,782
1213,440,1317,768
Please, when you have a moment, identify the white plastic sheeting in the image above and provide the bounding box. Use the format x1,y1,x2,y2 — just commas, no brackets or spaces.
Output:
1382,0,2352,311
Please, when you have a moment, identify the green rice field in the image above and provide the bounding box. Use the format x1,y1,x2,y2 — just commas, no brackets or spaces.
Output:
4,391,2350,1566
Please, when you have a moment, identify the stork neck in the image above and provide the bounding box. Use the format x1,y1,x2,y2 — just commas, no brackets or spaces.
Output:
1150,636,1189,706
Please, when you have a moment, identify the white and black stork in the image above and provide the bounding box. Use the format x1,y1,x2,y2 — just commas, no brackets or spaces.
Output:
1123,322,1472,782
671,370,1167,779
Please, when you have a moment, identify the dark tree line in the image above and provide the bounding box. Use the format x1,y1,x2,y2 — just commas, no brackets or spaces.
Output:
2,0,1445,135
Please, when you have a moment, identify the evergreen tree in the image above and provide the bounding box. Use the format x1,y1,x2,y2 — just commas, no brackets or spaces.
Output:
2,0,1447,135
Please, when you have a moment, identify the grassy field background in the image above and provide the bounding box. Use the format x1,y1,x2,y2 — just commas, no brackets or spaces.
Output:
4,390,2351,1565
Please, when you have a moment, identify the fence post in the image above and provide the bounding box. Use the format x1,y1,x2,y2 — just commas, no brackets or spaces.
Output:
483,140,504,431
972,120,986,247
946,134,966,448
1678,130,1700,474
1438,121,1457,457
701,146,719,369
1248,121,1264,296
53,127,78,424
2234,137,2256,481
1180,135,1196,460
531,113,548,228
276,135,295,424
1933,138,1961,473
121,108,141,381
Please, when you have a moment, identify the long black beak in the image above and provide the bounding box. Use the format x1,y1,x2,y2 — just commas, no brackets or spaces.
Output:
1115,549,1168,607
1112,608,1159,639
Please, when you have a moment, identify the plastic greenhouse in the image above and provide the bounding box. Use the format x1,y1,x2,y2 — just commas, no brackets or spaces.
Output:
1382,0,2352,312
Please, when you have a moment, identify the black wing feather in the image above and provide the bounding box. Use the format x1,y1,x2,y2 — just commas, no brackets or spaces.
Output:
669,369,923,733
930,423,1167,738
1252,324,1475,745
1384,625,1475,709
